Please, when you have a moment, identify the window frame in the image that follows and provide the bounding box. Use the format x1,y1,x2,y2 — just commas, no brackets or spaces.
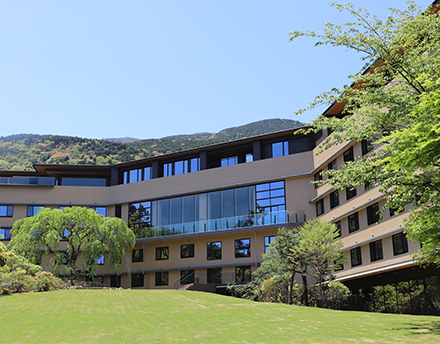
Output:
350,247,362,267
207,241,222,260
235,238,251,258
181,244,195,259
367,203,380,226
155,246,169,261
329,191,340,209
316,199,324,216
369,240,383,262
348,212,360,233
131,273,144,288
132,249,144,263
343,146,354,162
392,232,409,256
155,271,169,286
346,186,357,200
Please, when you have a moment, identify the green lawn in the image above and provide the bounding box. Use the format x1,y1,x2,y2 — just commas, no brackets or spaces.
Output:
0,289,439,343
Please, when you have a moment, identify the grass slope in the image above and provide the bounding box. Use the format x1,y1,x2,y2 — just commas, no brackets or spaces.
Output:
0,289,439,343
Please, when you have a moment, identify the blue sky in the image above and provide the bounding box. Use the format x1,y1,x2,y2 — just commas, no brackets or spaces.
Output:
0,1,432,140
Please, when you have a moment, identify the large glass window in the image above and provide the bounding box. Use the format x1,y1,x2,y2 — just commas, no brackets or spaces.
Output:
330,191,339,209
207,241,222,260
27,206,44,217
132,273,144,287
264,235,276,253
181,244,195,258
256,181,285,214
123,167,152,184
0,205,13,217
156,247,169,260
272,141,289,158
207,268,222,284
61,177,107,187
128,201,152,230
350,247,362,267
235,239,251,258
155,272,168,286
132,249,144,263
367,203,380,225
370,240,383,262
393,232,409,256
235,266,251,283
348,213,359,233
163,158,200,177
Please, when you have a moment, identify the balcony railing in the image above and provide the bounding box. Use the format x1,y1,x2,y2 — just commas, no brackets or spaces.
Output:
132,210,304,239
173,272,256,289
0,176,55,187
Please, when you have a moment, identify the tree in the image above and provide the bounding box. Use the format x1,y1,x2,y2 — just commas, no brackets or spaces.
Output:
290,2,440,264
292,218,345,303
8,207,135,279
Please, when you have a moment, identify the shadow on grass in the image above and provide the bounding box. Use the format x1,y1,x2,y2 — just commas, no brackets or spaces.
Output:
393,320,440,336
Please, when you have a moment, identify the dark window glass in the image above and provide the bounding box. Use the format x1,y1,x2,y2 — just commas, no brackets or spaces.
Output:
235,239,251,258
235,266,251,283
350,247,362,267
389,207,399,217
132,249,144,263
132,273,144,287
362,140,374,155
314,170,322,188
346,186,357,200
207,268,222,284
128,201,152,230
264,235,276,253
330,191,339,209
272,141,289,158
367,203,380,225
180,270,194,284
334,221,341,238
181,244,195,258
110,275,121,288
328,159,337,172
156,246,169,260
370,240,383,262
316,199,324,216
0,205,13,217
207,241,222,260
315,129,323,141
348,213,359,233
155,272,168,286
343,147,354,162
115,205,122,219
61,177,107,187
393,233,409,256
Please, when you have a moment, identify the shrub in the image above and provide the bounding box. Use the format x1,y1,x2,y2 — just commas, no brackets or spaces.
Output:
323,281,351,309
35,271,63,292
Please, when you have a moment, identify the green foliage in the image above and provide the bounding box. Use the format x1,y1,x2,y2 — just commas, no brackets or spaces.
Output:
323,281,351,309
291,2,440,265
9,207,135,278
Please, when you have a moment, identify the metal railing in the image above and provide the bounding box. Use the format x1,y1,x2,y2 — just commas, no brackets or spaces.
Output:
133,210,304,239
173,272,256,289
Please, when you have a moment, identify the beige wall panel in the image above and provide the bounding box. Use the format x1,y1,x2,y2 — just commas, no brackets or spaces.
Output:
285,177,315,220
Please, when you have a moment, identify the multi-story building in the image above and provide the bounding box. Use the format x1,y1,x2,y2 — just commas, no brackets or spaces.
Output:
1,126,438,293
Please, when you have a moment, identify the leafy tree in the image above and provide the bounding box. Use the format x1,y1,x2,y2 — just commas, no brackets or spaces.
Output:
8,207,135,279
292,218,345,303
290,2,440,264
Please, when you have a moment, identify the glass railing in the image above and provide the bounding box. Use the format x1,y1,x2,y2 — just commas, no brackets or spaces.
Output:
0,176,55,187
132,210,305,239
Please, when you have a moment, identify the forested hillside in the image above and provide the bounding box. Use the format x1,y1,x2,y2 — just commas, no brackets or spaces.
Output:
0,118,304,171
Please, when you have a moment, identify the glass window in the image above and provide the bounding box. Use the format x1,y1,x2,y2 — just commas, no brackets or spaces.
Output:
235,239,251,258
155,272,168,286
348,213,359,233
316,199,324,216
393,232,409,256
110,275,121,288
0,228,11,241
350,247,362,267
132,273,144,287
180,270,194,284
235,266,251,283
370,240,383,262
264,235,276,253
362,140,374,155
343,147,354,162
328,159,337,172
0,205,13,217
207,241,222,260
346,187,357,200
181,244,195,258
221,156,238,167
27,206,44,217
132,249,144,263
190,158,200,172
130,169,140,183
207,268,222,284
334,221,341,238
389,207,399,217
60,177,107,187
367,203,380,225
96,255,105,265
272,141,289,158
246,154,253,163
330,191,339,209
314,170,322,188
156,246,169,260
129,201,152,230
163,163,172,177
90,206,106,217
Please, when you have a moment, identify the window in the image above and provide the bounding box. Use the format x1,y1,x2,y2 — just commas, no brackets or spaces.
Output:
334,221,341,238
370,240,383,262
207,241,222,260
155,272,168,286
246,153,253,162
256,181,286,214
132,273,144,287
110,275,121,288
180,270,194,284
272,141,289,158
314,170,322,188
393,232,409,256
328,159,337,172
123,167,152,184
132,249,144,263
235,239,251,258
163,158,200,177
389,207,399,217
115,205,122,219
90,206,106,217
221,156,238,167
348,213,359,233
97,255,105,265
0,228,11,241
330,191,339,209
343,147,354,162
207,268,222,284
181,244,195,258
27,206,44,217
316,199,324,216
235,266,251,283
0,205,13,217
361,140,374,155
334,260,344,271
346,186,357,200
350,247,362,267
367,203,380,226
156,246,169,260
128,201,152,230
264,235,276,253
60,177,106,187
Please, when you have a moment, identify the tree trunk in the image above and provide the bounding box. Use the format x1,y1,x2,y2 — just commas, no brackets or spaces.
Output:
288,272,296,305
302,274,309,306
